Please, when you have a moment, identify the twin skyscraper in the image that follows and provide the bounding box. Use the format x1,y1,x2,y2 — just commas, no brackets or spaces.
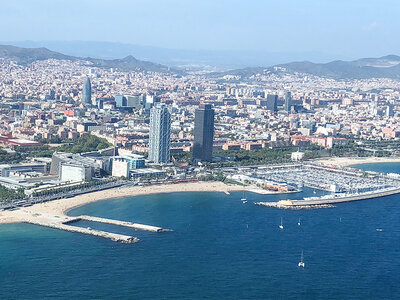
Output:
148,104,215,164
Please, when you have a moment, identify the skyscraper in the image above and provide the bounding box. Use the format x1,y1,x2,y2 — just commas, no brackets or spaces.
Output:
284,91,292,112
386,104,394,117
193,104,215,162
114,94,126,108
148,104,171,164
266,94,278,113
82,76,92,105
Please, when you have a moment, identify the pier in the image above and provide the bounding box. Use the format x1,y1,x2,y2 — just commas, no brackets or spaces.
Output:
77,215,168,232
17,210,168,243
256,187,400,209
26,219,139,243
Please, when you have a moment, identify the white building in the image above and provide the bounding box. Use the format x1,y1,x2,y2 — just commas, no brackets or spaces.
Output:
291,151,305,161
60,164,92,182
112,159,129,178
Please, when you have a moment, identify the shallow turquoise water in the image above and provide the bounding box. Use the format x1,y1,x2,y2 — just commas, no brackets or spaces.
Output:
0,163,399,299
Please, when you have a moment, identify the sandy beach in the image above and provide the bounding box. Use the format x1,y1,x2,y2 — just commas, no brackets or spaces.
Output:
314,156,400,167
0,181,245,225
1,156,397,226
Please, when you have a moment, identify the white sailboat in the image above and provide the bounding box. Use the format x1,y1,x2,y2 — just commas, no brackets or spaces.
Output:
241,191,247,203
298,250,305,268
279,217,284,229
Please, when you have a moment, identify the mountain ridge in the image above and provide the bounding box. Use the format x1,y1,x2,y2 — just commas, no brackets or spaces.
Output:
213,55,400,79
1,44,400,79
0,44,175,73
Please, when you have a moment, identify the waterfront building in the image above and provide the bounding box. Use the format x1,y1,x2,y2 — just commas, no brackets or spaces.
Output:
193,104,215,162
266,94,278,112
148,104,171,164
82,77,92,105
59,163,92,182
112,154,146,178
50,152,101,179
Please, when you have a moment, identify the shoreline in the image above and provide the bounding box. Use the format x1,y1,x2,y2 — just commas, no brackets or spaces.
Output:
0,181,245,225
313,156,400,167
1,157,398,225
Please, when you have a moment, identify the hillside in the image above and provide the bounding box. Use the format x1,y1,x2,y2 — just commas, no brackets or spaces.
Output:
277,55,400,79
86,55,172,72
0,44,176,73
0,45,75,64
212,55,400,80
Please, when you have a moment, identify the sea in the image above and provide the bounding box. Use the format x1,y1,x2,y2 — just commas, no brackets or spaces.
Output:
0,162,399,299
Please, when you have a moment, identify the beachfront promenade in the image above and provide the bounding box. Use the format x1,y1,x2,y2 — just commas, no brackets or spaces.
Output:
16,210,167,243
256,186,400,209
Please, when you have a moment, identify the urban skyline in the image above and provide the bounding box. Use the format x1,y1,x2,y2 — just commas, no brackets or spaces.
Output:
0,1,399,299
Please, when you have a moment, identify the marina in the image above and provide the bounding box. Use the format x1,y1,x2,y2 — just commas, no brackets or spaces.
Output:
226,162,400,209
256,186,400,209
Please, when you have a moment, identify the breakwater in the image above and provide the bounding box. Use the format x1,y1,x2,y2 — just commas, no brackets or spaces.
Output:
256,187,400,209
17,210,168,243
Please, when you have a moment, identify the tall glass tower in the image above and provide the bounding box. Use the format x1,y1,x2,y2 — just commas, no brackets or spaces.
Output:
193,104,215,162
82,77,92,105
266,94,278,113
284,91,292,112
148,104,171,164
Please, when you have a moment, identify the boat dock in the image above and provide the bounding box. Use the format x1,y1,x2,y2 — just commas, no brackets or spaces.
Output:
256,187,400,209
17,210,168,243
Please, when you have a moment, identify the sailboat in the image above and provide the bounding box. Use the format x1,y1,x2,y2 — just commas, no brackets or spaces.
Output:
297,218,301,226
279,217,284,229
241,191,247,203
298,250,305,268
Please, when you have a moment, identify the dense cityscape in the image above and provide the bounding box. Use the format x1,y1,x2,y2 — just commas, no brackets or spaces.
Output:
0,55,400,202
2,1,400,299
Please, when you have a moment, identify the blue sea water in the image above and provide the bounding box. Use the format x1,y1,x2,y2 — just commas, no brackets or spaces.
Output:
0,163,399,299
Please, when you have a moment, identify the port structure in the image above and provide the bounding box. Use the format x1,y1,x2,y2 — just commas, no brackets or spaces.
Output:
18,210,168,243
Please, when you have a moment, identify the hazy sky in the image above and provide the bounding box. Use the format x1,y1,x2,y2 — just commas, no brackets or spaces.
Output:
1,0,400,57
